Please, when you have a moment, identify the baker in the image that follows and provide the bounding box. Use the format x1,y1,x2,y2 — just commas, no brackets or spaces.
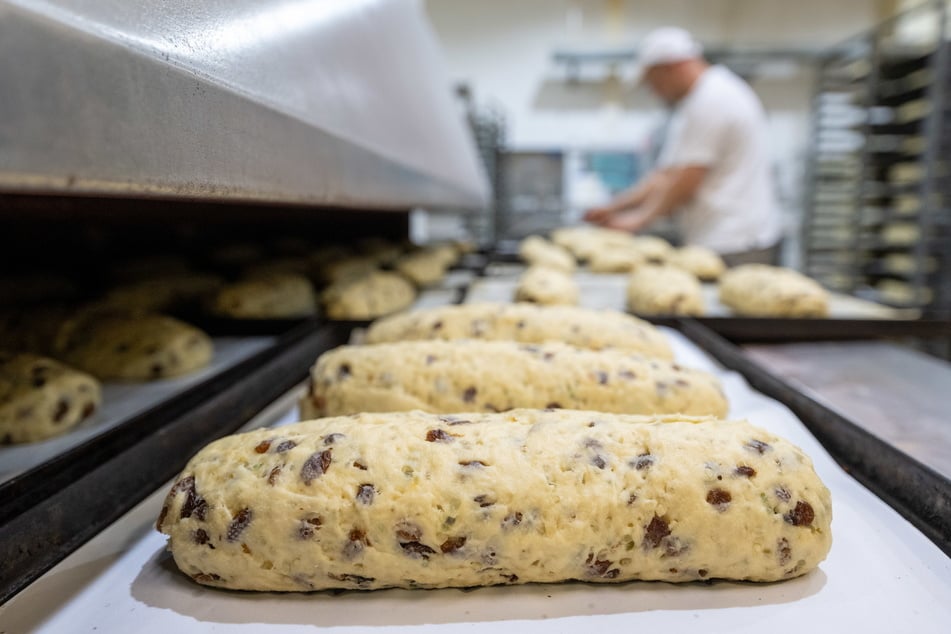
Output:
584,27,783,266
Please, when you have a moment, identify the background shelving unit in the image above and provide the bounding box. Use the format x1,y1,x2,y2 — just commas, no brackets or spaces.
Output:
804,0,951,320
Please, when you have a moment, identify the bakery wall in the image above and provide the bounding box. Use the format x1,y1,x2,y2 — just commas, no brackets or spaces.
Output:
423,0,895,262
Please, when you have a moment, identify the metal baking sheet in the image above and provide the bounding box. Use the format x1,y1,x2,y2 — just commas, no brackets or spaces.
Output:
0,337,276,483
3,328,949,632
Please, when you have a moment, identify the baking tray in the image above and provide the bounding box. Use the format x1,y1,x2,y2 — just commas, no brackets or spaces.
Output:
465,269,948,343
0,321,352,604
0,336,277,485
2,327,949,631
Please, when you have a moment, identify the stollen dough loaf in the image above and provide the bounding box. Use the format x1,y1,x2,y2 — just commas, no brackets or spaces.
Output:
300,339,727,419
627,265,705,316
56,311,213,381
518,236,576,273
394,248,450,287
0,352,101,444
515,266,579,305
551,226,637,263
629,236,673,263
365,303,673,360
210,274,317,319
157,409,832,591
667,246,726,281
321,272,416,320
719,265,829,318
101,273,223,313
586,247,646,273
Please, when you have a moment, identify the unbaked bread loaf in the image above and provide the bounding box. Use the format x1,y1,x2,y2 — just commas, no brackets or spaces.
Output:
0,352,101,444
518,236,576,273
586,247,646,273
667,246,726,281
365,303,673,360
157,409,832,591
551,226,637,263
515,266,579,305
210,274,317,319
101,273,223,313
55,311,213,381
300,339,727,419
393,248,450,287
719,265,829,318
321,272,416,320
627,265,705,316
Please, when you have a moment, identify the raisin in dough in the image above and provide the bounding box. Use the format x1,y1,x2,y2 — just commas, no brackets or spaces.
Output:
321,272,416,320
518,236,576,273
0,352,101,444
300,339,726,419
365,303,673,360
626,265,705,316
718,265,829,318
515,267,579,306
211,274,317,319
157,409,832,591
56,312,213,381
667,246,726,281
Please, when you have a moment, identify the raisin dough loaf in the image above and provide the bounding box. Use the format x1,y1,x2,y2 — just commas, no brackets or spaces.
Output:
101,273,223,313
550,226,637,263
210,274,317,319
586,247,646,273
300,340,726,419
667,246,726,281
158,409,832,591
719,265,829,318
627,265,705,316
515,266,579,306
56,311,213,381
393,248,450,287
365,303,673,360
321,272,416,320
518,236,576,273
0,352,101,444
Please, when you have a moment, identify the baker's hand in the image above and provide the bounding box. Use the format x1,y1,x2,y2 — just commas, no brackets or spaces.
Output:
602,209,649,233
583,205,615,224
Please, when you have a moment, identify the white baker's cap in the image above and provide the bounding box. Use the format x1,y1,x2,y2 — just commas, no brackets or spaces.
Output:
633,27,703,82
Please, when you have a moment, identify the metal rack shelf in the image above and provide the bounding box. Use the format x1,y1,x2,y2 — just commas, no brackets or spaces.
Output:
803,0,951,318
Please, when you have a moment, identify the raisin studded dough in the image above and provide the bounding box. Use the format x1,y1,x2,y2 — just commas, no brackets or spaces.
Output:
550,226,638,263
365,303,673,360
627,265,705,316
586,247,646,273
300,340,727,419
719,265,829,318
321,272,417,320
0,352,101,444
515,266,579,306
667,246,726,281
210,274,317,319
518,236,576,273
101,273,223,313
393,248,450,287
56,312,213,381
157,409,832,591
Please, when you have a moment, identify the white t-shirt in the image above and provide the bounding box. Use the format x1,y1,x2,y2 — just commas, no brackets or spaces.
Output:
658,66,782,254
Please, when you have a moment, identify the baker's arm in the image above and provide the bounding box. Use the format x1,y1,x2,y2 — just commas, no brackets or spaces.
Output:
582,170,668,223
597,165,708,233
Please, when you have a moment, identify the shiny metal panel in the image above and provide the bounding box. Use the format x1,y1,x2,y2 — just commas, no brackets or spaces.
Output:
0,0,488,210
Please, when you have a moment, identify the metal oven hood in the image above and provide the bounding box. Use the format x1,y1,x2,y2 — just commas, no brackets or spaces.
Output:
0,0,489,211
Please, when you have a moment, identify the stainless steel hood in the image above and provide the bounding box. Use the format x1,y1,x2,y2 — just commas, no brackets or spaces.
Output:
0,0,489,211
